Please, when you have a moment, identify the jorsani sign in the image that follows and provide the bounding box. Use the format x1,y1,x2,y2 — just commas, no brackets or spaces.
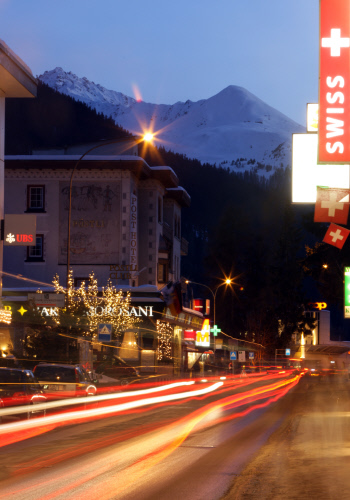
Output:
38,305,154,318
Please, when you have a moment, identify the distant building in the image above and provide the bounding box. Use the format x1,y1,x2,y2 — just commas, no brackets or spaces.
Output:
290,310,350,372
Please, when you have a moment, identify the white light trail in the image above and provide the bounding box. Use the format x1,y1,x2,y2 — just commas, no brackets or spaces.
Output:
0,381,195,417
0,382,223,435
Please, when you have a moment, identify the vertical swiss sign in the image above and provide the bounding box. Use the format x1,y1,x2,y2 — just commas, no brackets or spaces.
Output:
318,0,350,163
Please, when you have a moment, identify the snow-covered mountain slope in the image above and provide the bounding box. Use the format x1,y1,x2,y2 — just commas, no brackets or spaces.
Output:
40,67,305,174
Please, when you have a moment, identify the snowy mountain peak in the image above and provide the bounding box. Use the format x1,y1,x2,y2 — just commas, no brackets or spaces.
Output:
39,68,305,175
40,67,136,108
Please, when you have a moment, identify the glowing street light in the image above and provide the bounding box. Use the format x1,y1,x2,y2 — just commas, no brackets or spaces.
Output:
185,277,233,329
143,132,154,142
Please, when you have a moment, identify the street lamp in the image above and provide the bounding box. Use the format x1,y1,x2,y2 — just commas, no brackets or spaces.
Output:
185,278,233,327
66,134,154,292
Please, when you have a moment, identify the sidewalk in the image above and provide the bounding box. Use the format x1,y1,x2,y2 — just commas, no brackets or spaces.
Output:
223,375,350,500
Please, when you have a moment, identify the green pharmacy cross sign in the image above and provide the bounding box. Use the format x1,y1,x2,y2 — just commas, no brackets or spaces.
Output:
345,267,350,318
210,325,221,337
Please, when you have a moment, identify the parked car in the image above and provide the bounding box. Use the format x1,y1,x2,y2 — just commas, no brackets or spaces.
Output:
0,367,47,421
94,355,139,385
33,363,97,399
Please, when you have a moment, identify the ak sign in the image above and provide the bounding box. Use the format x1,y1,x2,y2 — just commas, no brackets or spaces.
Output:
4,214,36,246
318,0,350,163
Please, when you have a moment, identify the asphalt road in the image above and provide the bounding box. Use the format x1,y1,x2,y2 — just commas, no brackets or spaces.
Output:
1,372,341,500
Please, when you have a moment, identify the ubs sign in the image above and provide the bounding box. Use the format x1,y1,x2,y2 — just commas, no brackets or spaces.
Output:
4,214,36,246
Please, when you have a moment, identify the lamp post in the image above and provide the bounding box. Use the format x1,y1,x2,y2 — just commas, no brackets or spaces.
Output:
66,134,154,292
185,278,233,355
185,278,233,326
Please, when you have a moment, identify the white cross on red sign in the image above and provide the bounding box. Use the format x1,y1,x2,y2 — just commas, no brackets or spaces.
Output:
323,223,350,249
318,0,350,163
314,186,350,224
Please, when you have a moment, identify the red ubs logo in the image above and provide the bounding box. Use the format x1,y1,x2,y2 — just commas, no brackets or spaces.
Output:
16,234,33,243
308,302,327,310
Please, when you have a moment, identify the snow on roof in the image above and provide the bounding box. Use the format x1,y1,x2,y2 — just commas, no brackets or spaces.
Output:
5,155,148,163
150,165,177,175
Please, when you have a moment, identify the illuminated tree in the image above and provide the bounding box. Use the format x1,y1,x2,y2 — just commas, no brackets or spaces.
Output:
52,270,139,341
156,320,173,362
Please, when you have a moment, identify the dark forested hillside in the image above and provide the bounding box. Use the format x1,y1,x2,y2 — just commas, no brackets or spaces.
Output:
5,82,131,154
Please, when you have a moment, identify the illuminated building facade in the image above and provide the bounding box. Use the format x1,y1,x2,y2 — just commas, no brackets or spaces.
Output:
3,150,189,289
1,148,198,373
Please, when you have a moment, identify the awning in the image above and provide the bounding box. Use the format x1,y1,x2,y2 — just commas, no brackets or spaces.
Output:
304,344,350,355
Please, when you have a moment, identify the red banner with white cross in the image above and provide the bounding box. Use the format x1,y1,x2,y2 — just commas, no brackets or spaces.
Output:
314,186,350,223
318,0,350,163
323,223,350,249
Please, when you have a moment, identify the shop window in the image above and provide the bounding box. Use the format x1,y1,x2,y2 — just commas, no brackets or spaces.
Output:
27,185,45,212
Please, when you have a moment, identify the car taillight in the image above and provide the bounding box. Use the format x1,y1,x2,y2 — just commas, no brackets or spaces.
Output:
75,369,80,383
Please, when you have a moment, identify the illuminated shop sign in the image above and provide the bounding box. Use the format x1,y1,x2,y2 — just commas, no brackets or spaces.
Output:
193,299,210,315
4,214,36,246
195,319,210,347
292,134,349,203
318,0,350,163
308,302,327,310
184,330,196,341
344,267,350,318
38,305,154,317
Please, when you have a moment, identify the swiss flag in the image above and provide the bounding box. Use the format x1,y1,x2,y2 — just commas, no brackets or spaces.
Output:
314,187,350,224
323,223,350,249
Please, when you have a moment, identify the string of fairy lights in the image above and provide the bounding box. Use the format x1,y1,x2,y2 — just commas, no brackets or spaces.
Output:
156,320,173,361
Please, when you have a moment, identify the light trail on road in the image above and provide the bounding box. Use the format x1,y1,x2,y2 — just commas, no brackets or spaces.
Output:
0,373,301,500
0,381,224,447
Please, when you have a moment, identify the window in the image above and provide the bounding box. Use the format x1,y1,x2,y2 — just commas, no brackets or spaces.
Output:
158,260,168,283
158,197,162,223
26,235,44,261
27,185,45,212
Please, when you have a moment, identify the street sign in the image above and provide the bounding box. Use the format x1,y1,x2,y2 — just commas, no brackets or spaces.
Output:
230,351,237,360
3,214,36,246
285,349,291,356
249,352,254,359
28,292,65,308
238,350,246,362
215,339,223,349
318,0,350,163
98,323,112,342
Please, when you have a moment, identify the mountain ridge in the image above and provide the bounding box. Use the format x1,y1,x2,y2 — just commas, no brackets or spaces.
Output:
39,67,305,175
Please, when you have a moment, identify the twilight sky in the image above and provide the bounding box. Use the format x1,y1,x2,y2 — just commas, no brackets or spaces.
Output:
1,0,319,125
